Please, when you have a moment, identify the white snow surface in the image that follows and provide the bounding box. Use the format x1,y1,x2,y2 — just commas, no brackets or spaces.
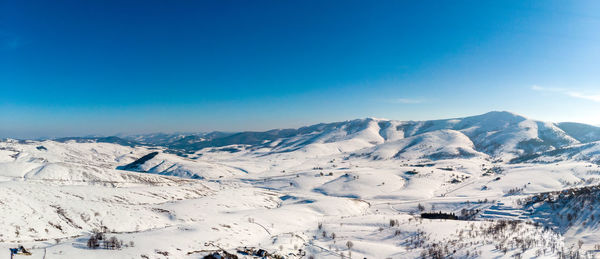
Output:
1,111,599,258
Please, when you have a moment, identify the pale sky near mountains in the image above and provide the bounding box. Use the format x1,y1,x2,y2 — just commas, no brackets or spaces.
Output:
1,1,599,138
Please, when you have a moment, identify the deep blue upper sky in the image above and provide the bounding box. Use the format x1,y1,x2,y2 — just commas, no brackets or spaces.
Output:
1,0,599,138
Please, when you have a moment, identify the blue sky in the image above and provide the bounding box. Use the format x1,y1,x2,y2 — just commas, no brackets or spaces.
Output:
1,1,599,138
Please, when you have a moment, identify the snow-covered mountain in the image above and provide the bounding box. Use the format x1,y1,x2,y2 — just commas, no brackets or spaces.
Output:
49,111,597,164
115,111,594,162
2,111,600,258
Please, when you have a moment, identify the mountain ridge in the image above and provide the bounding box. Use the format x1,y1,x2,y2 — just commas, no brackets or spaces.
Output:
21,111,600,163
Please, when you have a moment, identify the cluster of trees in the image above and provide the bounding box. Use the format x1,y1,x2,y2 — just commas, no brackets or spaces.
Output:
420,212,458,220
317,222,336,240
519,184,600,206
481,165,503,176
404,229,427,250
459,208,480,220
505,185,526,195
202,250,238,259
518,184,600,232
400,214,572,258
318,172,334,176
421,243,455,259
86,228,131,250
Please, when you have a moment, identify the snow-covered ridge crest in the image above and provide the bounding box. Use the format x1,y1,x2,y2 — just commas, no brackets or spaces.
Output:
36,111,600,162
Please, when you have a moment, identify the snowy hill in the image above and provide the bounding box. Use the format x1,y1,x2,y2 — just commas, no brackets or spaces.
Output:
352,129,485,160
557,122,600,143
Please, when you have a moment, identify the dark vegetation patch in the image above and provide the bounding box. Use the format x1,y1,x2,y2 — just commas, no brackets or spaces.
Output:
421,212,458,220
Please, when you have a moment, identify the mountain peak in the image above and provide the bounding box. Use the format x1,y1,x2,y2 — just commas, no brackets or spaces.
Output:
477,111,528,120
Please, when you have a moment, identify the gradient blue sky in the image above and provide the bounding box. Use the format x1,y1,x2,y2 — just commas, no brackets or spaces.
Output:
1,0,599,138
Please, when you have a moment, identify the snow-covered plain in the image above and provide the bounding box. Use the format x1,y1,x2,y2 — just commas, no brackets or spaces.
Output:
2,111,600,258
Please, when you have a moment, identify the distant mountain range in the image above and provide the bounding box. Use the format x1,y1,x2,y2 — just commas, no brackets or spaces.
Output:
45,111,600,163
